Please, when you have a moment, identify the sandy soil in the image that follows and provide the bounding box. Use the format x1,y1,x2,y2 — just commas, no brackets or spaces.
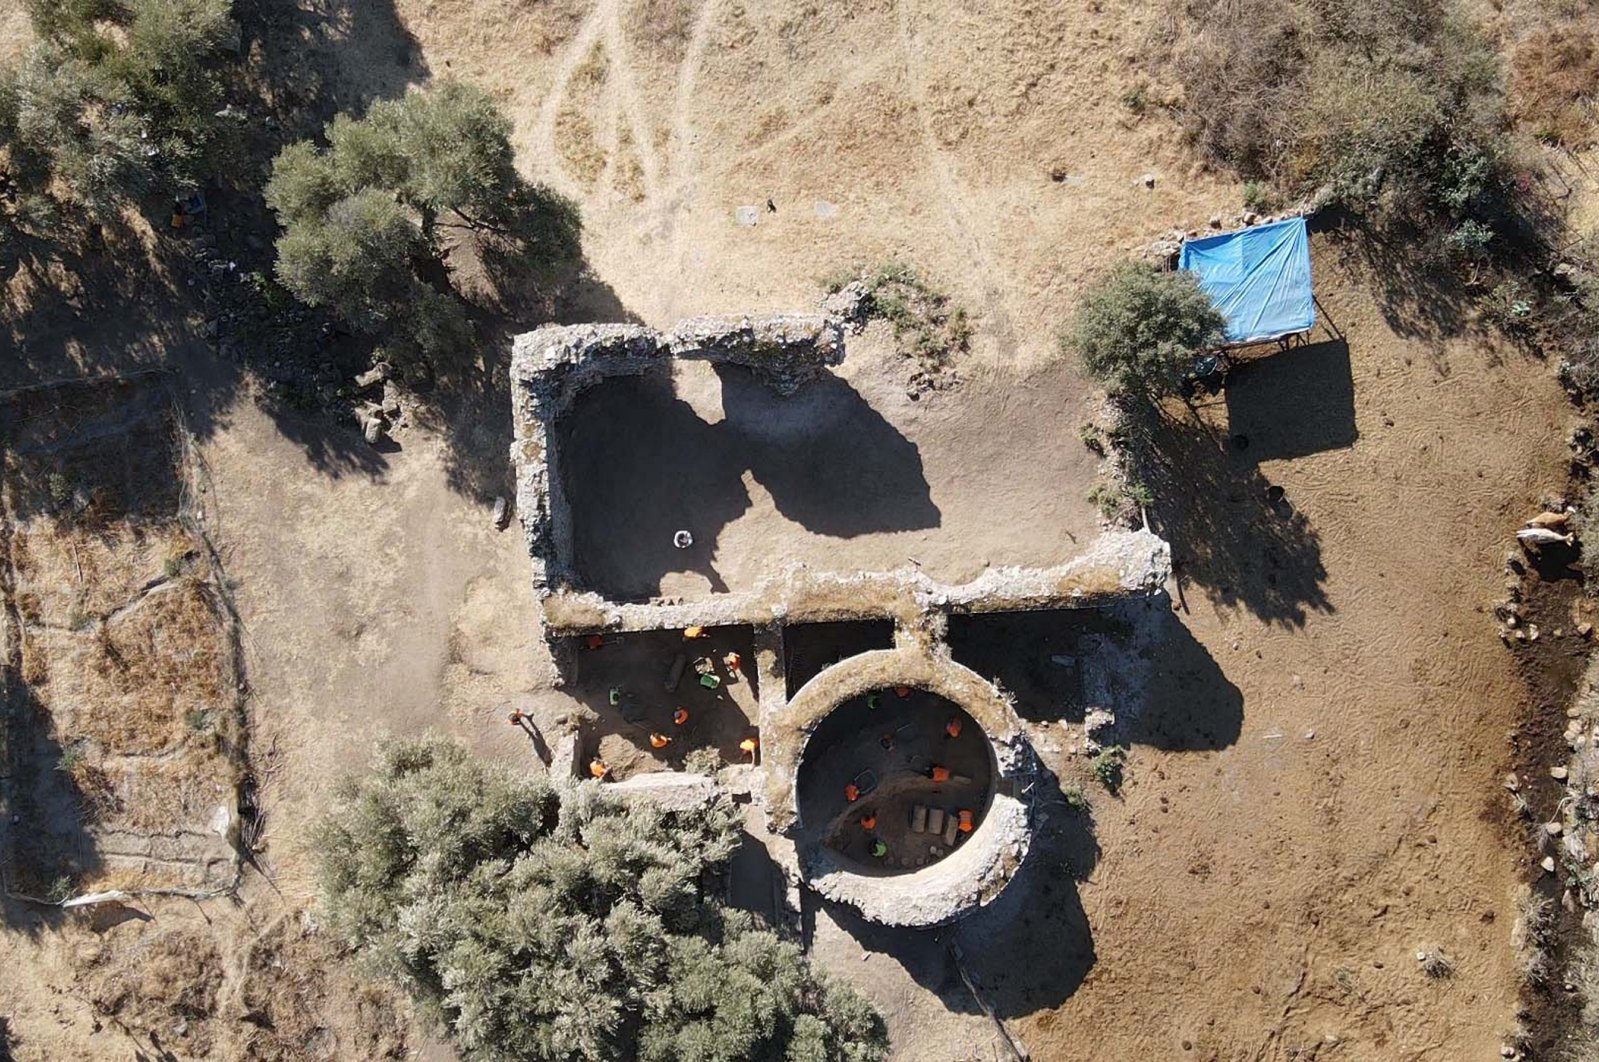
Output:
1,0,1593,1059
560,342,1104,600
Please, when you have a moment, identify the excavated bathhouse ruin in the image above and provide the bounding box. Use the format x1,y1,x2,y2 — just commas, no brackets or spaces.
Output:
510,312,1171,926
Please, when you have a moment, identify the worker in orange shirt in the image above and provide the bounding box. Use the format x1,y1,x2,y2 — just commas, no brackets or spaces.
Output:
958,809,974,833
649,732,671,749
738,736,759,762
673,707,690,726
945,717,962,738
894,686,911,699
844,782,861,802
589,757,610,780
928,765,951,783
860,811,877,830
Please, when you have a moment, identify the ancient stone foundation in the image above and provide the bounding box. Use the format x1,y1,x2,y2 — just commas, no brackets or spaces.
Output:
509,309,1171,926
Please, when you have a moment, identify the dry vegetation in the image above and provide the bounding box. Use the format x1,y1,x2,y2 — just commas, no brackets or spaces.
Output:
0,379,240,895
67,912,411,1061
555,41,610,188
1512,19,1599,149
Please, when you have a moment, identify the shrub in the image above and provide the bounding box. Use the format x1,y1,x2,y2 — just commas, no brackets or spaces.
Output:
266,83,581,371
1479,279,1535,333
1090,745,1126,792
1242,180,1276,214
823,262,971,376
1065,262,1226,398
683,746,723,775
1575,481,1599,587
1172,0,1509,225
0,0,238,228
1444,219,1495,262
318,738,887,1062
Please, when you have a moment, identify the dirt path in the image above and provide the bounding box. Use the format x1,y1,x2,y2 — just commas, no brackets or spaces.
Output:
198,391,553,901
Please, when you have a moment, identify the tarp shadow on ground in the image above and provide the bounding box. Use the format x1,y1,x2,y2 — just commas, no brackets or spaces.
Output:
1224,339,1356,462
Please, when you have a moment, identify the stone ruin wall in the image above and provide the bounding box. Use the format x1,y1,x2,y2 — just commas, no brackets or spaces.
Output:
510,313,845,596
507,309,1176,925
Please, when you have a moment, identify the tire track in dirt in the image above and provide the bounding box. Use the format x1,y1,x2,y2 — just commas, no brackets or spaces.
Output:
893,0,1020,362
532,2,611,195
600,0,662,201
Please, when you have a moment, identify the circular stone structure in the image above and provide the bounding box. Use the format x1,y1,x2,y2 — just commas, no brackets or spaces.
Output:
763,646,1036,927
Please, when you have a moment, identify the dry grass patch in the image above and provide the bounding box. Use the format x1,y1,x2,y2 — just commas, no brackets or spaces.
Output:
556,40,610,187
0,378,240,892
78,924,223,1054
1513,21,1599,147
622,0,697,63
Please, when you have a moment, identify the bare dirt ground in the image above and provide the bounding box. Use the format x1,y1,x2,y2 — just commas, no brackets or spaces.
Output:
561,348,1103,601
1,0,1593,1059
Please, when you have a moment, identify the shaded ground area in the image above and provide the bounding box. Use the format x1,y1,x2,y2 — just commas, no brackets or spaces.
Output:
783,620,896,698
1125,397,1333,628
1224,339,1357,463
796,690,993,875
564,625,759,773
558,363,939,600
0,378,240,899
807,793,1100,1048
947,608,1127,723
555,351,1110,605
948,601,1243,751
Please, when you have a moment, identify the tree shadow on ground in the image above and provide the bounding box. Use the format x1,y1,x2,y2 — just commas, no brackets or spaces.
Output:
1,683,104,935
419,275,637,505
557,365,940,600
1313,211,1473,343
0,0,430,483
1124,402,1331,628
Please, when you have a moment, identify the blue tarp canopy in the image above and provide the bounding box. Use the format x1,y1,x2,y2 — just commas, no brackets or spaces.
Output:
1178,217,1315,345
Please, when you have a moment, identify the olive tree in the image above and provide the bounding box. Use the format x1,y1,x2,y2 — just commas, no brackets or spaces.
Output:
0,0,236,233
265,82,581,369
317,738,887,1062
1065,262,1227,398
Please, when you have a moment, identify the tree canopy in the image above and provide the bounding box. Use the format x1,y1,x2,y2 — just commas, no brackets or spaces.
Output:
1065,262,1227,398
265,83,581,369
0,0,238,231
318,738,888,1062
